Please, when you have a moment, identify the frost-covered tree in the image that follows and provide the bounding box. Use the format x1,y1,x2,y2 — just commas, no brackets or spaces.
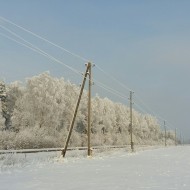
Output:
0,81,12,130
0,72,176,149
12,73,64,133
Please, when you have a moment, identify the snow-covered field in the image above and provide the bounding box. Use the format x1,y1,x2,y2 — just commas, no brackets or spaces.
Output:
0,146,190,190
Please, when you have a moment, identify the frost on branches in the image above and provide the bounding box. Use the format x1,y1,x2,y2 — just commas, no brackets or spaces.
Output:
0,72,176,150
0,81,12,130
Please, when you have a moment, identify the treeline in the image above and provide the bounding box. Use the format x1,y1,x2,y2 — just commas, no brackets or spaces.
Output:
0,72,176,149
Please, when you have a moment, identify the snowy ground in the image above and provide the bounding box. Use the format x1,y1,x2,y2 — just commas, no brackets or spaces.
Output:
0,146,190,190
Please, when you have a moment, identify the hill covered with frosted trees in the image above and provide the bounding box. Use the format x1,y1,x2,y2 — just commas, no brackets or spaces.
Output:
0,72,176,149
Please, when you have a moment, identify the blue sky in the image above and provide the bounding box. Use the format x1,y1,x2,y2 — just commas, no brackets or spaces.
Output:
0,0,190,141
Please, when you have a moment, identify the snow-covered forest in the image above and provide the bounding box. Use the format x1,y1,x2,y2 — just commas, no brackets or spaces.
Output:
0,72,176,149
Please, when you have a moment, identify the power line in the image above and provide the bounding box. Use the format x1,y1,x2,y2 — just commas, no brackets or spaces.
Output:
0,16,134,99
95,65,176,131
0,16,133,97
94,81,128,101
0,27,173,131
0,16,177,132
133,102,150,115
134,94,157,117
0,28,129,102
0,25,82,77
0,16,89,63
0,16,140,102
95,65,132,92
95,64,171,124
95,66,177,131
0,32,48,57
93,78,128,99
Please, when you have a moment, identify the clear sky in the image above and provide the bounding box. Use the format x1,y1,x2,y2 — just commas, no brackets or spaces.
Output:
0,0,190,141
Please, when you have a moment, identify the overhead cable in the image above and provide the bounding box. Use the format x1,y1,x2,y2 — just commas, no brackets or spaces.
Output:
0,16,89,62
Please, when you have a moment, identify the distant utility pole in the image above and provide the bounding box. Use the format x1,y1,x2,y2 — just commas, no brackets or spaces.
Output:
164,120,167,147
179,132,182,145
175,128,177,146
129,91,134,152
87,62,92,157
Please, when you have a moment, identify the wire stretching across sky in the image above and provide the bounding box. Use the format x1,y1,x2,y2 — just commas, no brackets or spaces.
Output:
0,16,176,130
93,79,129,101
0,16,133,92
0,24,82,77
0,24,130,102
0,16,89,63
0,16,136,94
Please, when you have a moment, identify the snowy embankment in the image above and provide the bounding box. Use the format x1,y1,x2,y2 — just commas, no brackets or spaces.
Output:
0,146,190,190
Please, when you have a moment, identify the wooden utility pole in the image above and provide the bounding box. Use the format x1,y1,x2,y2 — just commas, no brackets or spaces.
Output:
179,132,182,145
87,62,92,156
62,64,90,157
164,120,167,146
129,91,134,152
175,128,177,146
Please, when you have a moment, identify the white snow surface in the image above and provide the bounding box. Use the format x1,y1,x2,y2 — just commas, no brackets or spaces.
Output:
0,146,190,190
